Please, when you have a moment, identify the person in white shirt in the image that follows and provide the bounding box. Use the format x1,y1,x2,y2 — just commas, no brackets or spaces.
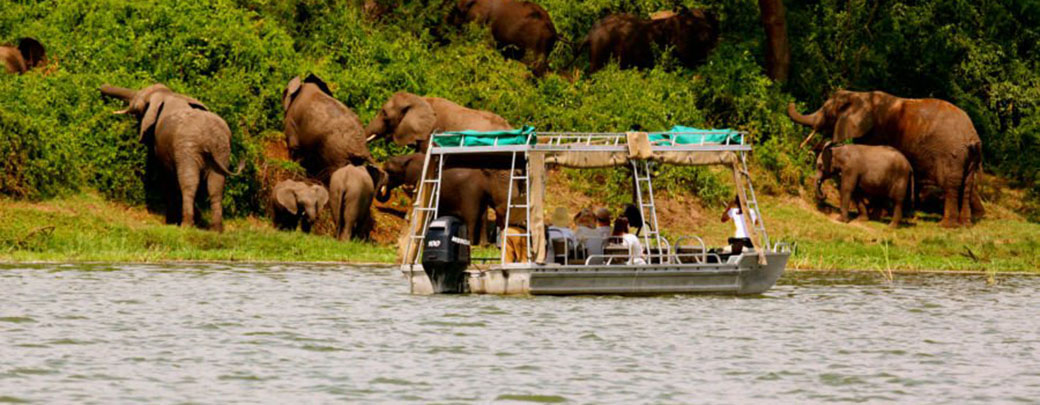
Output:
612,216,646,265
721,196,757,254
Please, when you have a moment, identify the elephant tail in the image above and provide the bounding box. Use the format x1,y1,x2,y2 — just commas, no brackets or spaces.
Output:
906,168,915,217
205,146,246,177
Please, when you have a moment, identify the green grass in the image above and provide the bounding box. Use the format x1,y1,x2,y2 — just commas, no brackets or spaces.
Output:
3,191,1038,272
0,193,395,263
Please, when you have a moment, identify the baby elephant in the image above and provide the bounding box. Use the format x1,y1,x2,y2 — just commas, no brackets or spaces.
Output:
272,180,329,233
329,165,385,240
816,143,914,228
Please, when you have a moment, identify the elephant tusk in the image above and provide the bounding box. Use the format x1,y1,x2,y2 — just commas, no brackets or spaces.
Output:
366,134,378,142
112,109,130,115
798,129,817,149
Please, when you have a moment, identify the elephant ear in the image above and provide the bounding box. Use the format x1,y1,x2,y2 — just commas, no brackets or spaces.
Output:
312,185,330,210
395,95,436,147
139,93,166,143
821,142,834,174
304,74,334,97
366,164,390,202
833,96,875,143
283,76,303,111
275,184,299,214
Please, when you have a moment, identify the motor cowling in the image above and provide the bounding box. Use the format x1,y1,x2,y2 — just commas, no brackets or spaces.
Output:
421,216,471,293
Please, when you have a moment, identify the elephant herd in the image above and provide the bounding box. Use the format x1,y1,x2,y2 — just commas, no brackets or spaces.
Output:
442,0,719,76
97,72,517,242
790,90,984,228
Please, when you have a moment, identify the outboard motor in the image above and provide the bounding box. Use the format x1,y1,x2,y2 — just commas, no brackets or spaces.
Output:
421,216,471,293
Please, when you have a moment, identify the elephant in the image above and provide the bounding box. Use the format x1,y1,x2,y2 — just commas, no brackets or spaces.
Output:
271,180,329,233
1,37,45,74
788,90,983,228
282,74,374,184
329,164,386,240
576,7,719,73
446,0,558,77
100,84,240,232
437,167,521,246
377,152,426,202
815,143,914,228
365,92,511,149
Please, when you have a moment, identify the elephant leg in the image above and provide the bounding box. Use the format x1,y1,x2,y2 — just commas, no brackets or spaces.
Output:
331,192,344,239
959,172,976,226
970,173,985,220
206,170,226,232
176,163,201,228
854,195,869,222
838,176,856,223
890,199,903,229
341,198,360,240
300,219,312,234
940,186,960,228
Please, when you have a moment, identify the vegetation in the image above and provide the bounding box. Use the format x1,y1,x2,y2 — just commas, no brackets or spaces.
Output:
0,0,1038,267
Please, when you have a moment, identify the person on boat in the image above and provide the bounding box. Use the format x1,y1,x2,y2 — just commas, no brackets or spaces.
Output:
547,207,579,263
623,204,645,236
503,226,528,263
612,216,646,265
575,207,611,264
721,195,757,255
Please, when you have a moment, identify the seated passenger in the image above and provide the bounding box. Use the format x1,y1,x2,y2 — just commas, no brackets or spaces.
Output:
721,196,757,255
611,217,646,265
576,207,611,263
547,207,578,263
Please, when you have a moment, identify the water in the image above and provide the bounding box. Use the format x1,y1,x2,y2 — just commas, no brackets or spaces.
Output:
1,264,1039,403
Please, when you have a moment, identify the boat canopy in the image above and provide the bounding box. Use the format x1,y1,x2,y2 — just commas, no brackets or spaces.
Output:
430,126,747,168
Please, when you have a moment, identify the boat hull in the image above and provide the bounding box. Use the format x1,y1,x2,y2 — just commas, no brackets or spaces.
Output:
402,252,789,296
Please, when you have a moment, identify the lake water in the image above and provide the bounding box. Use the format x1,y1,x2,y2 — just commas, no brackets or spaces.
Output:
1,264,1039,403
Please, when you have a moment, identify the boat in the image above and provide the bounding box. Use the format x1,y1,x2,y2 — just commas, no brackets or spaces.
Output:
397,126,792,295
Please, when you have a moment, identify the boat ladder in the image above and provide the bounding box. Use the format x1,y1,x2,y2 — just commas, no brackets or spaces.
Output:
500,149,532,263
404,151,445,269
631,159,666,262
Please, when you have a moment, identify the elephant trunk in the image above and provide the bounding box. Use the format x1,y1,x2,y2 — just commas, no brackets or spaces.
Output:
305,205,318,224
788,103,824,148
365,117,386,143
100,85,136,102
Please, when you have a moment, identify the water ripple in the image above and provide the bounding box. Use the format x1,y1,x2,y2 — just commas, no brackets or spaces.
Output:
1,265,1039,403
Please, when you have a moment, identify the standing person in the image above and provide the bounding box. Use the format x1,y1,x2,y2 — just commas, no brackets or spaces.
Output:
721,196,756,254
612,216,646,265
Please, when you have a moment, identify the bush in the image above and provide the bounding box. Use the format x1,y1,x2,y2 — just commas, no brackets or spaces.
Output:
1,0,1037,221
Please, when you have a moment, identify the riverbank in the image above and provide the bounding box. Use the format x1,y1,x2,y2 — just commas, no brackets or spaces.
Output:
2,191,1038,271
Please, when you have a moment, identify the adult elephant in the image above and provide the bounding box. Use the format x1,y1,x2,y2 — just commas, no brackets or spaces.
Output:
282,74,374,184
438,167,520,245
365,92,511,149
447,0,558,77
578,7,718,72
1,37,46,74
789,90,983,227
378,153,505,246
329,164,386,240
271,180,329,233
100,84,241,231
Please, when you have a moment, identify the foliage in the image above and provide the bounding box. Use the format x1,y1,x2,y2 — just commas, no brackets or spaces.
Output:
0,0,1037,220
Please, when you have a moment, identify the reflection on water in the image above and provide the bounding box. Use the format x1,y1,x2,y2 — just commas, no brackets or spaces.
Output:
1,264,1039,403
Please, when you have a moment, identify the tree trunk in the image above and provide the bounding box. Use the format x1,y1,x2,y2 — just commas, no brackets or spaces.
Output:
759,0,791,82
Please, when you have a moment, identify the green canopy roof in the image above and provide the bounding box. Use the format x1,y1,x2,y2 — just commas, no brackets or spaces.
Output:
432,126,537,147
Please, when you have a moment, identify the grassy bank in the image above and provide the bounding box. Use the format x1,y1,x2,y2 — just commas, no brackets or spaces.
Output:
0,193,396,263
4,190,1038,272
